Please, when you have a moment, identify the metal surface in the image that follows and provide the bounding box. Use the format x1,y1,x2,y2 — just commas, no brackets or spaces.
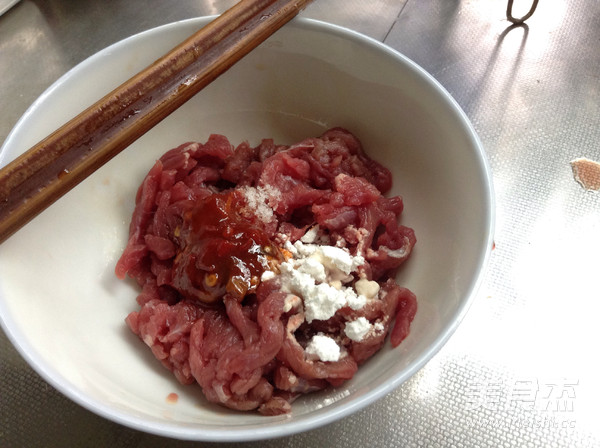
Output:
1,0,599,446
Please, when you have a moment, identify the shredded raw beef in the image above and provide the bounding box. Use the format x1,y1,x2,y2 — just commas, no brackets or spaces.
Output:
116,128,417,415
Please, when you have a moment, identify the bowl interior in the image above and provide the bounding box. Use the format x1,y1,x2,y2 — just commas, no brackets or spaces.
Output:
0,17,493,441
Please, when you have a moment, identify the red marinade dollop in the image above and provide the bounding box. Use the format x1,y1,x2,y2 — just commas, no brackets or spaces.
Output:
116,128,417,415
172,191,283,303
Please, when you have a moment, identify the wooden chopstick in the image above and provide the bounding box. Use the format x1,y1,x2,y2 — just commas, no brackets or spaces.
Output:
0,0,312,244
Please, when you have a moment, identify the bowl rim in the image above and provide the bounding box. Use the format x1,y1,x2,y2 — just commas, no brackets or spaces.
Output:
0,15,495,442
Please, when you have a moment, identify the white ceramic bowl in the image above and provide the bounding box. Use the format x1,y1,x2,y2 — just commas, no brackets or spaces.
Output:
0,17,494,441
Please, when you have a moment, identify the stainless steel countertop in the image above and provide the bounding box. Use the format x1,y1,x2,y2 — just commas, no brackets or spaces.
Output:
1,1,599,447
